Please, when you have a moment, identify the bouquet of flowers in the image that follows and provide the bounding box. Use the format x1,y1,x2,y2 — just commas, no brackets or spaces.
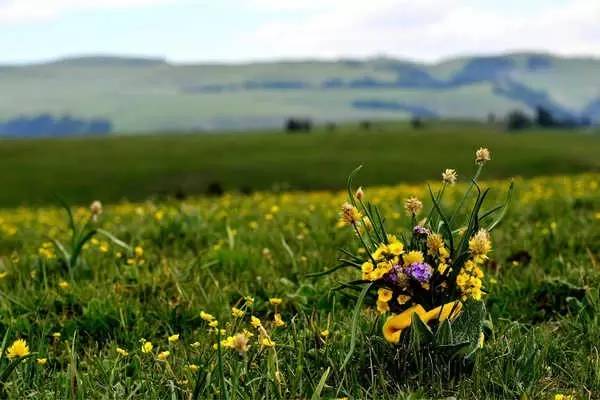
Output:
331,147,512,369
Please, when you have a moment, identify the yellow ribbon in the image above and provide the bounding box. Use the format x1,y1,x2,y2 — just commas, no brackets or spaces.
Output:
382,301,463,344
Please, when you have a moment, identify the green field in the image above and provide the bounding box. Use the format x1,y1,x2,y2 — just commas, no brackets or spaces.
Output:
0,121,599,207
0,171,597,398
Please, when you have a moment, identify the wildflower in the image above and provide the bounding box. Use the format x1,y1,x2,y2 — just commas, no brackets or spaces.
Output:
468,229,492,257
475,147,491,165
377,288,393,303
58,280,70,290
231,307,245,318
355,186,364,200
427,233,444,253
188,364,199,372
141,341,153,353
413,225,429,236
376,299,390,314
200,311,215,322
340,202,362,226
52,332,61,340
406,262,433,283
36,358,47,366
38,242,56,260
190,341,201,348
116,347,129,357
273,313,286,327
387,240,404,256
244,296,255,305
442,168,457,184
232,333,250,354
134,246,144,258
260,337,275,347
208,320,219,328
397,294,411,305
269,298,282,306
157,351,170,361
90,200,103,220
403,250,424,266
7,339,30,359
554,395,574,400
250,316,262,329
168,334,180,343
404,197,423,216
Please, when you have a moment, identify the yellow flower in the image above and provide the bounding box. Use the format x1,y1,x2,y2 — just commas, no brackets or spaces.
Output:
260,337,275,348
403,250,424,266
468,229,491,257
7,339,30,359
231,333,250,354
58,280,70,290
376,299,390,314
273,313,286,327
116,347,129,357
208,320,219,328
157,350,170,361
269,298,282,306
188,364,199,372
387,241,404,256
250,316,262,329
554,395,574,400
168,334,180,343
141,341,153,353
134,246,144,258
36,358,47,366
0,271,8,279
426,233,444,253
52,332,61,340
320,329,330,338
340,202,362,226
200,311,215,322
231,307,245,318
244,296,255,306
397,294,411,305
377,288,393,303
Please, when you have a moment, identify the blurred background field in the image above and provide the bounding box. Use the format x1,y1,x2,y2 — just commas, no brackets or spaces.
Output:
0,120,599,207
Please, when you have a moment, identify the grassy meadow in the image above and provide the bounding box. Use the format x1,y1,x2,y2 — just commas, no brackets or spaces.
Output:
0,163,598,398
0,121,599,207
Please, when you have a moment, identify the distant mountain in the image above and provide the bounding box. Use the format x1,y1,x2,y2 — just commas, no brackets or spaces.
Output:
0,52,599,135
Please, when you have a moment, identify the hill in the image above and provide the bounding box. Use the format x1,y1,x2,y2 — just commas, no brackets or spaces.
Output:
0,121,598,207
1,53,600,134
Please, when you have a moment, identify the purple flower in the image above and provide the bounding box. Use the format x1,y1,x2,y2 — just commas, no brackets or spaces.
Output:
413,225,430,236
384,264,402,285
407,262,433,283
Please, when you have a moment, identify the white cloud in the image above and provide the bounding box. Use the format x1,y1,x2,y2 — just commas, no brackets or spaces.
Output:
242,0,600,61
0,0,179,23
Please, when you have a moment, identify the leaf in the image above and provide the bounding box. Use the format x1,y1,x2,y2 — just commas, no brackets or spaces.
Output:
96,229,131,251
409,312,434,351
346,165,363,207
305,263,358,278
451,300,485,357
341,283,372,370
428,185,454,252
486,181,514,232
310,367,330,400
0,354,35,383
435,319,453,345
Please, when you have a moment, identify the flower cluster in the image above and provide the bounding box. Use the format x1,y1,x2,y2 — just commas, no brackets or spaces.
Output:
336,147,510,343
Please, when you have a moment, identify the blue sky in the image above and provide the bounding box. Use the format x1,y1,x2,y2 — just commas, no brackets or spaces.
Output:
1,0,599,64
